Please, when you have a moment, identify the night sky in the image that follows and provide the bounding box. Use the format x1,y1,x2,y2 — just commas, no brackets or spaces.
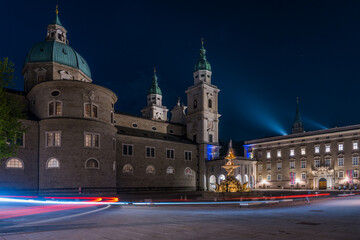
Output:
1,0,360,141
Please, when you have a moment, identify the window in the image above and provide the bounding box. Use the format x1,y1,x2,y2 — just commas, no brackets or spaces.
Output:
48,101,62,116
301,173,306,180
209,134,213,143
258,151,262,159
85,158,99,169
325,158,331,167
185,167,193,175
146,165,155,174
185,151,192,161
46,131,61,147
301,147,306,155
290,149,295,157
258,164,263,171
193,100,197,109
338,143,344,151
267,174,271,181
6,158,23,169
266,163,271,170
266,151,271,159
132,123,138,128
353,170,359,178
122,144,133,156
47,158,59,168
325,144,331,153
208,99,212,108
258,175,262,181
110,112,114,124
122,164,133,173
338,157,344,166
152,126,157,131
18,133,25,147
50,90,60,97
290,162,295,169
277,149,281,158
277,162,282,170
315,146,320,153
166,166,175,174
146,147,155,158
84,103,98,118
315,159,320,168
301,161,306,169
352,156,359,166
353,142,358,150
84,133,100,148
166,149,175,159
277,174,282,181
339,171,344,178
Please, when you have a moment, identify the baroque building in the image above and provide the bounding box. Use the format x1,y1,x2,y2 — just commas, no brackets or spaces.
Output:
245,100,360,190
1,10,251,193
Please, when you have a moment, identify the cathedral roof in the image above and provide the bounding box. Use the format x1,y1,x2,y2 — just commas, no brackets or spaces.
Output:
24,41,92,78
194,41,211,72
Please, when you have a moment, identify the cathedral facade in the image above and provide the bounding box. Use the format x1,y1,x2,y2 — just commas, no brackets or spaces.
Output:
0,12,230,193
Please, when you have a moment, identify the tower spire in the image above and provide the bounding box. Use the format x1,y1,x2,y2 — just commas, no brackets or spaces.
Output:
53,5,63,26
292,97,304,134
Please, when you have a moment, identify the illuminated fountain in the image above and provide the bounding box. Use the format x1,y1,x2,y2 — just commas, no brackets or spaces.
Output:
216,141,250,192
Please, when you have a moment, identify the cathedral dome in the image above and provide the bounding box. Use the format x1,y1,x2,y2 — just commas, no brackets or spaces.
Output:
24,41,91,78
194,42,211,72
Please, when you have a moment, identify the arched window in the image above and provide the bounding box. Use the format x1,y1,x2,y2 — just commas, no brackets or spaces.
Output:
208,99,212,108
47,158,60,168
146,165,155,174
166,166,175,174
85,158,99,169
218,174,225,184
6,158,24,169
123,164,133,173
236,174,242,183
185,167,193,175
193,100,197,109
244,174,249,183
209,175,216,190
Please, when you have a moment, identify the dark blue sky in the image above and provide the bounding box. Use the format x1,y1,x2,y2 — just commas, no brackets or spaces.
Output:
1,0,360,141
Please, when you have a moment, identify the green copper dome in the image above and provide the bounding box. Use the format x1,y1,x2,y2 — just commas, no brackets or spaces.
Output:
24,41,92,78
52,14,62,26
148,71,162,95
194,43,211,72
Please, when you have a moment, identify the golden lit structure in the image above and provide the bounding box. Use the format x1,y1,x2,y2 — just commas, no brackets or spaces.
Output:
216,141,250,192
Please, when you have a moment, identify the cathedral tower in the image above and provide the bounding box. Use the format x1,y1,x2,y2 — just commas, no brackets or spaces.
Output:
292,97,304,134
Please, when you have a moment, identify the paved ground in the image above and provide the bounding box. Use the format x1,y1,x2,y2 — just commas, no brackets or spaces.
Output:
0,195,360,239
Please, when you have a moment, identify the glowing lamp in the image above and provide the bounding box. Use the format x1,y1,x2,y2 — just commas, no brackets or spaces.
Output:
296,178,300,183
261,180,267,184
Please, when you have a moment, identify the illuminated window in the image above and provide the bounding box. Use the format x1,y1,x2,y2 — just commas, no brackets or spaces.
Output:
325,144,330,153
315,146,320,153
277,149,281,158
146,146,155,158
122,164,133,173
290,162,295,169
338,143,344,151
258,175,262,181
46,131,61,147
338,157,344,166
267,174,271,181
353,170,359,178
166,149,175,159
122,144,133,156
166,166,175,174
84,103,98,118
290,149,295,157
301,161,306,168
277,174,282,181
85,158,99,169
266,163,271,170
48,101,62,116
47,158,59,168
185,151,192,161
6,158,23,169
266,151,271,159
352,156,359,166
277,162,282,170
315,159,320,168
146,165,155,174
338,171,344,178
301,147,306,155
258,164,263,171
353,142,358,150
325,158,331,167
84,132,100,148
301,173,306,180
185,167,193,176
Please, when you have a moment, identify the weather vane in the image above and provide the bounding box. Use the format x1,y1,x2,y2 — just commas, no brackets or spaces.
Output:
201,37,204,46
56,4,59,15
153,67,156,73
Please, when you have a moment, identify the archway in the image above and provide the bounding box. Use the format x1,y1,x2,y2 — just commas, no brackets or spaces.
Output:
218,174,225,184
209,175,216,191
319,178,327,189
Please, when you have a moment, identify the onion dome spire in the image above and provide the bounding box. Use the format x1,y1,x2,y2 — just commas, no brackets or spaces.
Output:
53,5,63,26
292,97,304,134
148,67,162,95
194,38,212,72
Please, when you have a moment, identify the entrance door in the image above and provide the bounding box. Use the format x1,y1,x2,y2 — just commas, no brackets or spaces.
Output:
319,178,327,189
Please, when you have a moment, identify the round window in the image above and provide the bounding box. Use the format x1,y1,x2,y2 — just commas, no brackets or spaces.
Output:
152,127,157,131
132,123,138,128
169,130,174,134
50,90,61,97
